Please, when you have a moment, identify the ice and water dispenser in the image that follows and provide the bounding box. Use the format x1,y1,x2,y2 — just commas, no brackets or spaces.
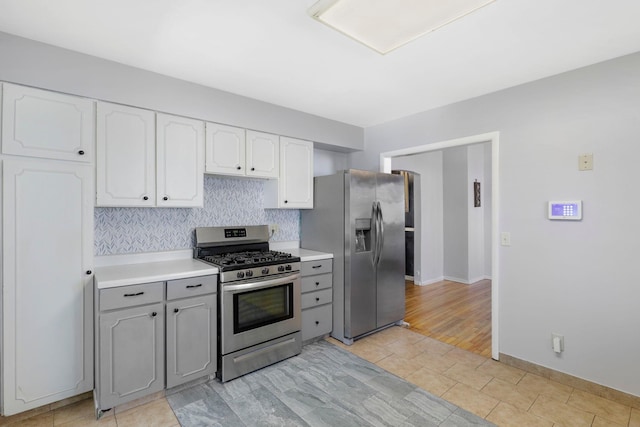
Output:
354,218,371,252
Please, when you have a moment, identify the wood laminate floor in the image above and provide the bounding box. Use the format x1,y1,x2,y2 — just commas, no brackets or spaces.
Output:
404,279,492,358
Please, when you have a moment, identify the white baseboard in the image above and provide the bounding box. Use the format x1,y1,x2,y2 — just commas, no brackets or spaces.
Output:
442,275,488,285
416,276,445,286
443,275,471,284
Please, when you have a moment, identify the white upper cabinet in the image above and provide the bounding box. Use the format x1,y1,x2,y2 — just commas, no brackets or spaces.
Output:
156,113,204,207
96,104,204,208
1,83,94,162
96,102,156,207
265,137,314,209
246,130,279,178
205,123,246,176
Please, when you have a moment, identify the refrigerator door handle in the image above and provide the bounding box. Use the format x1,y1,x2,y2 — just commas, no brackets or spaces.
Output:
376,201,384,266
371,201,379,266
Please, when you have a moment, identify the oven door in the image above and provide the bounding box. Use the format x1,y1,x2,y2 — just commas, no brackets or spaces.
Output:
220,272,301,355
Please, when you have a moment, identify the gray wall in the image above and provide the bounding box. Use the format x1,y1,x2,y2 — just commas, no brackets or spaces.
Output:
354,51,640,396
443,147,469,282
0,32,363,151
314,148,349,177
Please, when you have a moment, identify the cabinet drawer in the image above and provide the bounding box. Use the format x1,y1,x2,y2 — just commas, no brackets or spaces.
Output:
166,275,217,300
301,259,332,276
301,273,332,293
301,289,332,310
100,282,164,311
302,304,332,341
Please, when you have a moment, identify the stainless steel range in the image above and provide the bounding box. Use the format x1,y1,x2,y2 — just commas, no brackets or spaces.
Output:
194,225,302,382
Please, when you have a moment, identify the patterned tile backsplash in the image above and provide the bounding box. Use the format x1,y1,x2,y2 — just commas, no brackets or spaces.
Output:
95,175,300,256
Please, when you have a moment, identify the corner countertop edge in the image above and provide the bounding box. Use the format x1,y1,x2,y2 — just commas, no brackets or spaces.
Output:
286,248,334,261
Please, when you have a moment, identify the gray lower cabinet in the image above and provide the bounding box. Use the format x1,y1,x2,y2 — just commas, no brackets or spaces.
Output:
95,274,217,412
98,301,165,409
166,293,216,388
300,259,333,342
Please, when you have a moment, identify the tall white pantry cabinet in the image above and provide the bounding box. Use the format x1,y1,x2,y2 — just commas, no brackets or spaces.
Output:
0,83,94,415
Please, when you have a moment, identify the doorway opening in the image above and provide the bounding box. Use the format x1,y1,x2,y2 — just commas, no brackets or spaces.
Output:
380,131,500,360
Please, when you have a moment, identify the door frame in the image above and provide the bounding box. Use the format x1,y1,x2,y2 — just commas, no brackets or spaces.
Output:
379,131,500,360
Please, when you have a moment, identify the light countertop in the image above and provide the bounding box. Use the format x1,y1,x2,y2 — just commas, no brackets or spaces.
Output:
286,248,333,262
95,259,218,289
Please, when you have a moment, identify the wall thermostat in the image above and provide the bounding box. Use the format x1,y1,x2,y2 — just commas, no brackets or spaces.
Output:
548,200,582,220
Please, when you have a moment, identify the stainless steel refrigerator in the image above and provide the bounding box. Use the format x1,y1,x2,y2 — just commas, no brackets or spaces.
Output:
300,169,406,345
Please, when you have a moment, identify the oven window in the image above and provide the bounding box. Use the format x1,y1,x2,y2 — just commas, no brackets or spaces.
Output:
233,283,293,333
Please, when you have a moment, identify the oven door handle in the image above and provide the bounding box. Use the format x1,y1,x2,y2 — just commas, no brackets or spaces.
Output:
223,273,301,293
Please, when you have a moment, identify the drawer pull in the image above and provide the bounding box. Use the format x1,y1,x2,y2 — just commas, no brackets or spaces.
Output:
124,291,144,297
316,297,320,302
174,308,179,313
151,311,157,317
186,284,202,289
315,321,319,325
312,265,322,269
315,282,320,286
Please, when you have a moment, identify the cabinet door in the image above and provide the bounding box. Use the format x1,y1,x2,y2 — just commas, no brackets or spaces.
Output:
98,303,165,409
246,130,279,178
279,137,314,208
156,114,204,207
1,83,94,162
96,102,156,206
205,123,245,176
2,158,94,415
166,295,217,388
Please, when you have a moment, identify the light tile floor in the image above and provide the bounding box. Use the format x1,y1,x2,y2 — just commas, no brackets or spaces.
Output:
3,326,639,426
329,326,640,427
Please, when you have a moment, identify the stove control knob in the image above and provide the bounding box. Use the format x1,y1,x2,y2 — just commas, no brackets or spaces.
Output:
285,265,292,271
237,271,245,279
246,270,253,277
262,268,269,274
277,266,285,272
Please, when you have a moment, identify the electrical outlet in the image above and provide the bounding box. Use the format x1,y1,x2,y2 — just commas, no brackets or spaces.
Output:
500,232,511,246
552,333,564,353
269,224,279,236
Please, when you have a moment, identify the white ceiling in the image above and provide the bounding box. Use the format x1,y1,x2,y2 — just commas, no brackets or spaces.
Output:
1,0,640,128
